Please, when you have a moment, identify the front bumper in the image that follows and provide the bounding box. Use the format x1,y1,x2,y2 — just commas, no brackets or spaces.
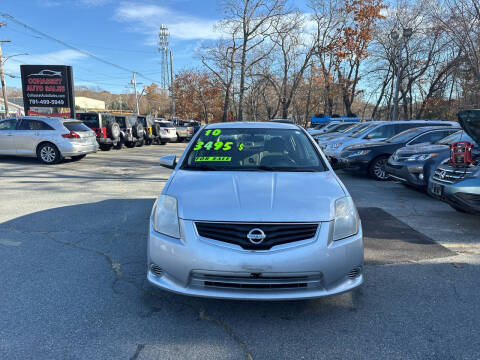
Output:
59,141,98,157
429,177,480,213
147,220,364,300
385,160,426,187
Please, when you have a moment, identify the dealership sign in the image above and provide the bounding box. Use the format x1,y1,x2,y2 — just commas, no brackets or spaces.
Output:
20,65,75,118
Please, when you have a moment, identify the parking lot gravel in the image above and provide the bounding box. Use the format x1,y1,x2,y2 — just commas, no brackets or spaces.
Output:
1,144,479,360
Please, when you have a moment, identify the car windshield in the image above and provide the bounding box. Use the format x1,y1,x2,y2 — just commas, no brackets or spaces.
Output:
345,123,370,134
339,123,361,133
436,131,473,145
159,122,174,128
386,128,423,143
78,113,99,128
115,117,127,127
64,122,91,132
182,127,326,172
138,117,147,126
350,123,378,138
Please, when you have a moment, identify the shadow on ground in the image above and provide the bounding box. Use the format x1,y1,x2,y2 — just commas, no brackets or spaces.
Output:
1,200,477,360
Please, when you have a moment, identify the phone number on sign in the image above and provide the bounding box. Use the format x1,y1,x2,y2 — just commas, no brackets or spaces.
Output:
28,99,66,106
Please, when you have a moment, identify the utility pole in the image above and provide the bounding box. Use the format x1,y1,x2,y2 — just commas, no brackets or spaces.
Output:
132,72,139,115
0,22,10,118
170,49,175,118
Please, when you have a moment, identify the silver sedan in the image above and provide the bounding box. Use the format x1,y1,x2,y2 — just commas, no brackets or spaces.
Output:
0,116,98,164
148,122,363,300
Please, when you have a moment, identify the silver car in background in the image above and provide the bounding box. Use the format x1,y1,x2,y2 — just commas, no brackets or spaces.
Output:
148,122,363,300
0,116,98,164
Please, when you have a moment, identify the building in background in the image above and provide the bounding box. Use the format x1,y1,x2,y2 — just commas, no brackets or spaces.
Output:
0,98,25,118
75,97,105,110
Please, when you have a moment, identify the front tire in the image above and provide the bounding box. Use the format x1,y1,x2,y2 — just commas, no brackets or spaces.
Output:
125,141,136,148
37,143,61,165
137,139,145,147
369,155,390,181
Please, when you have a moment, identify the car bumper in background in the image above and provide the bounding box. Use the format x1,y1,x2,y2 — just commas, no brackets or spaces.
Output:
161,135,178,142
386,161,426,187
428,178,480,213
59,141,98,157
147,219,364,300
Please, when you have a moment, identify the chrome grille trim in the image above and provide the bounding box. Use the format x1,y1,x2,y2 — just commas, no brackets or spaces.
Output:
190,271,323,291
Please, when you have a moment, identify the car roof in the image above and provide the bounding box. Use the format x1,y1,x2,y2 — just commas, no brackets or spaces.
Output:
204,121,299,130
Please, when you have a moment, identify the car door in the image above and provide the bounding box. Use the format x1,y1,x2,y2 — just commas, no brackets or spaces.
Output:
0,119,19,154
15,119,55,155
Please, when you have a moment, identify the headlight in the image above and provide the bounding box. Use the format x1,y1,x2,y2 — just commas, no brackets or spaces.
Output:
333,197,359,241
347,150,371,157
153,195,180,238
406,153,437,161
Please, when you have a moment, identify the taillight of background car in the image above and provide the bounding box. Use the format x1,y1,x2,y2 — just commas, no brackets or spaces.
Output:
61,131,81,139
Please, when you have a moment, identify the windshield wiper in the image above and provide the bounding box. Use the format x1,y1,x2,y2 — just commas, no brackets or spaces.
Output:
257,166,317,172
183,165,219,171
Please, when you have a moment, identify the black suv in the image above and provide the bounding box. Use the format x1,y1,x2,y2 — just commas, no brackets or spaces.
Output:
114,115,145,148
77,112,121,151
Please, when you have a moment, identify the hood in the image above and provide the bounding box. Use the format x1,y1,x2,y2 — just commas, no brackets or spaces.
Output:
346,141,389,150
166,170,346,222
396,143,450,156
458,110,480,144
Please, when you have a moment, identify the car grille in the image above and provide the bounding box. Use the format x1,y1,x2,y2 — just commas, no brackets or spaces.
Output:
190,271,323,291
432,165,473,184
195,222,319,250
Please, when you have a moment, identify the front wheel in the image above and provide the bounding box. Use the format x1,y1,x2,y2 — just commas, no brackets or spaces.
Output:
137,139,145,147
160,141,167,145
369,155,390,181
125,141,136,148
37,143,61,165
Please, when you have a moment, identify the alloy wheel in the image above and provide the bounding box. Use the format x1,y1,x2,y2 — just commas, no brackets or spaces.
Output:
373,158,388,180
40,146,56,163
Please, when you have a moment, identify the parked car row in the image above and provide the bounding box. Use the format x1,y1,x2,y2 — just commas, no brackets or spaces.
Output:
76,113,184,150
0,114,201,164
315,114,479,214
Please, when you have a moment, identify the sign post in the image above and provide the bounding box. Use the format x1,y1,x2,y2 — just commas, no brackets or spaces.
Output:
20,65,75,118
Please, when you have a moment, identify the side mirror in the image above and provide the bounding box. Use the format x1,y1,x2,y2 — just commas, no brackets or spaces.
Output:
159,155,177,169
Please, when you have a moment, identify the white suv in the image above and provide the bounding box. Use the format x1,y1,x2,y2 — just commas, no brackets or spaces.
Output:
0,116,98,164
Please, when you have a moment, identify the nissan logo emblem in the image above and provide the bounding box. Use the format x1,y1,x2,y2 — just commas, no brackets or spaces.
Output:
247,228,266,245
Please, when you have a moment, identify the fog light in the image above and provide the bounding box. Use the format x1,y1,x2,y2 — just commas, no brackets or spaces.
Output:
150,264,163,277
419,173,424,180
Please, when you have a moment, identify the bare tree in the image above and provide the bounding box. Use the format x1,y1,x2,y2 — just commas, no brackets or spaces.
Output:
221,0,287,120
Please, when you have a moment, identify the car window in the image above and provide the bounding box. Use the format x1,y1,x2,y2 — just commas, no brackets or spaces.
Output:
365,124,396,139
182,128,326,171
409,130,457,145
115,116,127,127
18,120,54,131
0,119,18,130
159,122,174,128
64,122,91,132
78,113,100,128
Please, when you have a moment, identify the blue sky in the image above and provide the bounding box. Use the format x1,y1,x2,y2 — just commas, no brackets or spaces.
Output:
1,0,244,93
